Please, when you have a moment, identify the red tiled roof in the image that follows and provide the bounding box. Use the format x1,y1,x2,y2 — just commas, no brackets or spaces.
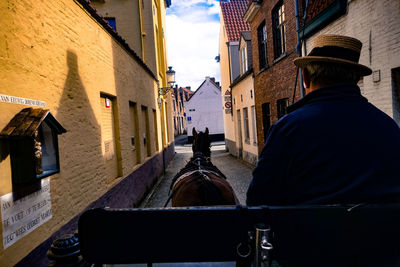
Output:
220,0,250,42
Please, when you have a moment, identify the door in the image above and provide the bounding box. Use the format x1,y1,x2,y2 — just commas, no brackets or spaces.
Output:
237,109,242,158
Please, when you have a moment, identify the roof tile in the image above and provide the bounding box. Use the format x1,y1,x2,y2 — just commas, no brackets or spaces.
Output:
221,0,250,42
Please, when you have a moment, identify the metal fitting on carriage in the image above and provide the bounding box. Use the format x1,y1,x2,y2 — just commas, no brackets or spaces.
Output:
254,223,273,267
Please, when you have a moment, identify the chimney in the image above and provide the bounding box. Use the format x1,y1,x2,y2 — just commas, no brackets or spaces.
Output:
186,86,191,90
216,82,220,87
210,77,215,82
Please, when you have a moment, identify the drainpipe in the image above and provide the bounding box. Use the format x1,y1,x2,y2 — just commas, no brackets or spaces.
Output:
294,0,308,98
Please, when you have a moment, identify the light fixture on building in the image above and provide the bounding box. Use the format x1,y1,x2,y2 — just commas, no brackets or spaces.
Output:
158,66,176,96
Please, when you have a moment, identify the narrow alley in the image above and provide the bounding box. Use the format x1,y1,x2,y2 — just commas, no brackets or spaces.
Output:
140,135,254,208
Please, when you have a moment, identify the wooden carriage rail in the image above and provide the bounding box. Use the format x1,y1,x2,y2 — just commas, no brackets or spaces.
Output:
78,204,400,266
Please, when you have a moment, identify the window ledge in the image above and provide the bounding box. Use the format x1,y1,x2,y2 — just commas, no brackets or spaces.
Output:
37,169,59,179
256,65,269,76
273,53,287,65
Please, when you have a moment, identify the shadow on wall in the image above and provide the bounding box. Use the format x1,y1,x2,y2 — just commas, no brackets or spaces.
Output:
56,50,103,210
15,50,103,267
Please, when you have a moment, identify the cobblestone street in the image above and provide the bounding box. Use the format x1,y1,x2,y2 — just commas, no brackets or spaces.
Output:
140,136,254,208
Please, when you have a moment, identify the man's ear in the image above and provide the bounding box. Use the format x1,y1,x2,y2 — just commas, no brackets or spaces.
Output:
302,69,311,89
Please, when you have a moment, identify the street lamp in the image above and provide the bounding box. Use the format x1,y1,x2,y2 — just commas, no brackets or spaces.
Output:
158,66,176,96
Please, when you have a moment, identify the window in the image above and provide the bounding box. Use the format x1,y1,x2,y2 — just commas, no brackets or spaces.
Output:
257,22,268,70
240,46,248,75
129,102,141,166
272,2,286,59
277,98,289,119
153,109,159,152
105,17,116,31
251,106,257,144
243,108,250,143
141,106,151,157
173,100,176,112
262,103,271,142
392,67,400,125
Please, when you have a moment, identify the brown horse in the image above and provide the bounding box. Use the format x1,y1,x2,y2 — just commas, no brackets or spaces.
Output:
169,127,238,207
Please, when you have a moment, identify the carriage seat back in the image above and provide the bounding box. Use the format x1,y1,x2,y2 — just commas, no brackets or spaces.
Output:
78,204,400,266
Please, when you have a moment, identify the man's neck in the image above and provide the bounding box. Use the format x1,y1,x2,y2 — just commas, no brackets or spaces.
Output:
305,82,324,94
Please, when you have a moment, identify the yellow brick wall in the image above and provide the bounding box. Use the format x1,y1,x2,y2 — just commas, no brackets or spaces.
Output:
0,0,165,265
91,0,143,58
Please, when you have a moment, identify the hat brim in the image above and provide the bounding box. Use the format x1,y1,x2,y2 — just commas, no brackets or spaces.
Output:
294,56,372,76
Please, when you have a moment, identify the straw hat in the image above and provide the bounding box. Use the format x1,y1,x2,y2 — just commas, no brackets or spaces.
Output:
294,35,372,76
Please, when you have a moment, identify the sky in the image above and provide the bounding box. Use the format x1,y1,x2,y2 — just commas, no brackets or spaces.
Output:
166,0,221,91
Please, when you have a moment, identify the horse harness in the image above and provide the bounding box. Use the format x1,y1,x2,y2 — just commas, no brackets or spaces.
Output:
164,153,226,207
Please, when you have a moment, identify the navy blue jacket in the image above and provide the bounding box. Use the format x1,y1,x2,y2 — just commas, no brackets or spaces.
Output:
247,84,400,205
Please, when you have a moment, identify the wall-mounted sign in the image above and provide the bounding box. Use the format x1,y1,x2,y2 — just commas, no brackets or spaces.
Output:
1,178,52,249
224,102,232,109
105,98,111,108
0,94,46,107
224,90,231,96
187,116,192,122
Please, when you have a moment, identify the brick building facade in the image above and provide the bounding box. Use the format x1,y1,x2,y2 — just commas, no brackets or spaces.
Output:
245,0,301,152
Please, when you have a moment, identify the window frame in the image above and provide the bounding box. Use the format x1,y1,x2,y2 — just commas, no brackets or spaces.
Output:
277,98,289,119
272,2,286,59
251,105,257,145
243,107,250,143
257,21,268,70
104,17,117,31
262,102,271,142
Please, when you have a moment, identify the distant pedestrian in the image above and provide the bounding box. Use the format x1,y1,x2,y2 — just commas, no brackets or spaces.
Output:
247,35,400,205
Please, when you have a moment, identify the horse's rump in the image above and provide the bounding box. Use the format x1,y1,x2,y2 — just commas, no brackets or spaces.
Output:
171,170,237,207
169,127,238,207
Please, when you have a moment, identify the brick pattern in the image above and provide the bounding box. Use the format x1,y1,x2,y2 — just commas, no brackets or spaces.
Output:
249,0,301,151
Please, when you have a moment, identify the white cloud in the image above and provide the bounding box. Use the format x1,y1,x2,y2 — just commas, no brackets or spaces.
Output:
166,1,221,90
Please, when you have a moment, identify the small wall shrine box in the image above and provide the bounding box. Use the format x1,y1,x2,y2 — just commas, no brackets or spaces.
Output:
0,108,66,186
